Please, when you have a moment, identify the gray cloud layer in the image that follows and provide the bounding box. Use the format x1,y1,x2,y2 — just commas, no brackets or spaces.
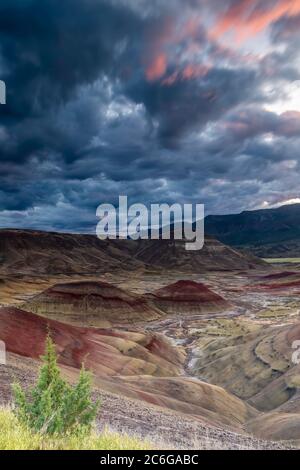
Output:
1,0,300,231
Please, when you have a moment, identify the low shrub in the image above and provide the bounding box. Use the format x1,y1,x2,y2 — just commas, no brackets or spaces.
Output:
12,335,99,436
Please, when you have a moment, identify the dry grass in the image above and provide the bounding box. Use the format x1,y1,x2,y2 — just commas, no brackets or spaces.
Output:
0,407,151,450
263,258,300,264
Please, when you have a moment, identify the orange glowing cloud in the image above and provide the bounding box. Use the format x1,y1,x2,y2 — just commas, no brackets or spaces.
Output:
144,16,206,83
162,64,211,85
212,0,300,42
182,64,211,79
146,53,167,81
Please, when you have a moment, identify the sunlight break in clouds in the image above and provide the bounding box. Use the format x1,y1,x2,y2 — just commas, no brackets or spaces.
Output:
211,0,300,43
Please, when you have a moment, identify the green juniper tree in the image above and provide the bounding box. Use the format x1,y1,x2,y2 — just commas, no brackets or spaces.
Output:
12,335,99,436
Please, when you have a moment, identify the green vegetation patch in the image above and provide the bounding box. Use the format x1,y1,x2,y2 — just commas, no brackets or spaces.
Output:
257,309,290,319
263,258,300,264
194,318,261,339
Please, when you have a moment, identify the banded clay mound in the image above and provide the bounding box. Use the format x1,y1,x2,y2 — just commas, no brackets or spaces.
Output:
261,271,298,281
22,281,163,327
148,280,231,315
254,271,300,291
132,237,267,272
248,412,300,441
0,307,183,376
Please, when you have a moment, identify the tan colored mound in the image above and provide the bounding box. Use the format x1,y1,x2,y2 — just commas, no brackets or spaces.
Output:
21,281,163,327
148,280,231,315
194,319,300,413
0,307,183,377
94,375,258,430
248,412,300,441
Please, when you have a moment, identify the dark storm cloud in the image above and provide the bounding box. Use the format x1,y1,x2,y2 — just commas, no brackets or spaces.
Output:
125,66,260,147
1,0,300,230
0,0,146,163
0,0,141,113
220,107,300,140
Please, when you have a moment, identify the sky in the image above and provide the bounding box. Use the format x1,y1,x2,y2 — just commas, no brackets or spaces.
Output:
1,0,300,232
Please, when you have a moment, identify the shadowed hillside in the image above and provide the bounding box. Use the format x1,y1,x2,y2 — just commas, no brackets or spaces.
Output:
0,229,143,275
206,204,300,258
0,229,267,276
130,237,266,271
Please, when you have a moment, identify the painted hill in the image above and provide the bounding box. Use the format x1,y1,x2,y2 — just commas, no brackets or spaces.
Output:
0,307,257,431
254,271,300,291
21,280,231,325
148,280,231,315
96,375,257,429
0,306,182,376
206,204,300,258
21,281,163,327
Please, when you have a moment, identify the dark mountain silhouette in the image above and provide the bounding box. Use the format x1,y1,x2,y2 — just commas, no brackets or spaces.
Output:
205,204,300,258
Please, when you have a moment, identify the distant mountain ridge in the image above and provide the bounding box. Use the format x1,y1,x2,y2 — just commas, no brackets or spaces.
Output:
205,204,300,258
0,228,266,275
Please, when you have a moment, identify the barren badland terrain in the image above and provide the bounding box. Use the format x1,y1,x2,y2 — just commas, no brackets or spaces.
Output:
1,229,300,449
